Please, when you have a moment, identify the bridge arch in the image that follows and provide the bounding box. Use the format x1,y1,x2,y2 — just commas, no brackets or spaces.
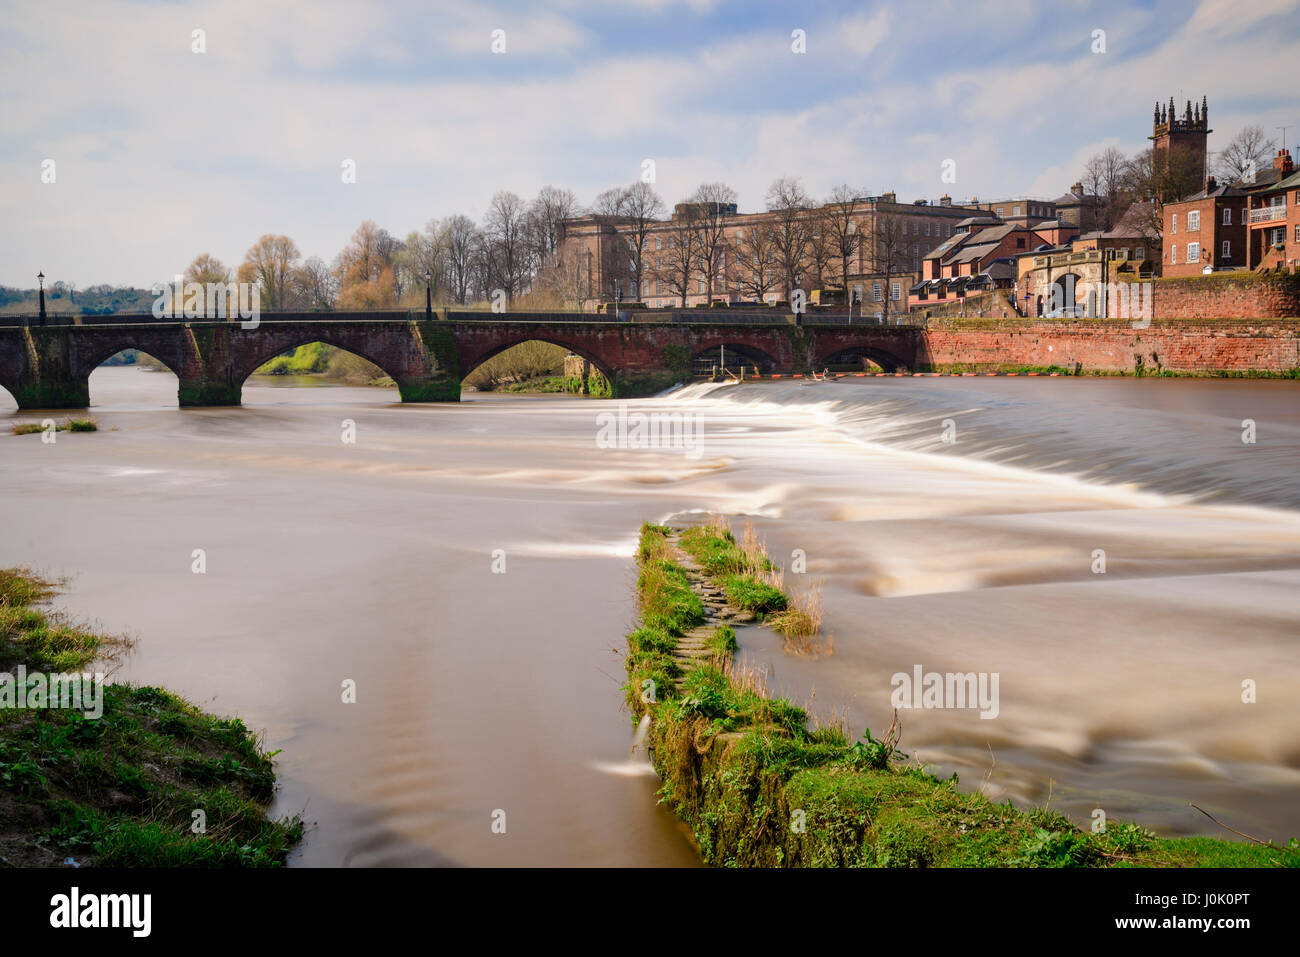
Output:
82,345,183,380
690,343,778,376
813,344,906,372
458,335,616,389
85,348,182,406
234,336,403,401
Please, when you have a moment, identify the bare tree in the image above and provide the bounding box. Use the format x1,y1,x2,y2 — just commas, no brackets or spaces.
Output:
765,176,812,300
396,221,448,306
183,253,231,286
618,181,666,301
333,220,402,308
1123,147,1203,237
440,215,479,305
687,182,737,302
1215,124,1277,183
864,208,910,321
237,234,301,310
483,190,530,302
527,185,582,269
654,209,700,308
1080,146,1130,231
823,184,863,298
806,217,838,292
729,220,781,302
291,257,339,310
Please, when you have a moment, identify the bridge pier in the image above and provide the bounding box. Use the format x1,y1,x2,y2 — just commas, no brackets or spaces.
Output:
6,328,90,409
11,376,90,410
178,379,241,407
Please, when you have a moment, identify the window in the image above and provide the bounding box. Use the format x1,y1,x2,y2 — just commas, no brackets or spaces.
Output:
945,224,951,237
891,282,901,301
655,236,662,250
1187,242,1200,262
1134,247,1145,260
912,222,919,235
1016,238,1026,249
873,282,882,301
656,280,664,295
1013,205,1021,217
1223,207,1231,225
1295,224,1300,243
1222,240,1231,259
925,222,931,236
698,279,706,294
1170,245,1177,264
1171,214,1177,234
1187,210,1200,231
996,207,1005,216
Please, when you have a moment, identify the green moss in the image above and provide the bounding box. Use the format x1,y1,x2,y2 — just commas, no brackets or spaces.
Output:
622,525,1300,869
0,568,301,867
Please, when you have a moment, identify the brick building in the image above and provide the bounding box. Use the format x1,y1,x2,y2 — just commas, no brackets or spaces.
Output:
1161,177,1249,276
910,219,1065,309
1244,150,1299,271
557,191,980,311
1051,183,1104,232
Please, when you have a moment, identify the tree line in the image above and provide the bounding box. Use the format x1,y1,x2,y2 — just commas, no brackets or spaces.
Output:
173,176,926,315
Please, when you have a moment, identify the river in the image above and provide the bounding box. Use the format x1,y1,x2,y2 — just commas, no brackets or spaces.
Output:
2,365,1297,864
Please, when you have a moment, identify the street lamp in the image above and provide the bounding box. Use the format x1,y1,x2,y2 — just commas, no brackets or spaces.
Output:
37,271,46,323
425,269,432,320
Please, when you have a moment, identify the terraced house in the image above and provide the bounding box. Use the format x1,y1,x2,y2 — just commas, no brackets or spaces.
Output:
1163,149,1297,275
1244,150,1299,272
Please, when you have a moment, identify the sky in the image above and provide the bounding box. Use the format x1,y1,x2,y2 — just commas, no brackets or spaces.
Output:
2,0,1299,287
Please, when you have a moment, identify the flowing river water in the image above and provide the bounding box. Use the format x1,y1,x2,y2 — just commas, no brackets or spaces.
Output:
2,365,1298,865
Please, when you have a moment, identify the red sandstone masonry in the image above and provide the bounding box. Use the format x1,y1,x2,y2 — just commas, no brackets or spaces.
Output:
1154,274,1300,319
919,320,1300,373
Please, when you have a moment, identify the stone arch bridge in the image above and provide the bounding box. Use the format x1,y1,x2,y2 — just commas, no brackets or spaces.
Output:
0,312,920,408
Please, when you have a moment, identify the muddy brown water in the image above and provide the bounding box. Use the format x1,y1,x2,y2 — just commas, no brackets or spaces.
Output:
1,366,1297,864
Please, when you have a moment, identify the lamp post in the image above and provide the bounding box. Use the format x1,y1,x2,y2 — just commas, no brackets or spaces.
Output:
425,269,432,320
37,271,46,324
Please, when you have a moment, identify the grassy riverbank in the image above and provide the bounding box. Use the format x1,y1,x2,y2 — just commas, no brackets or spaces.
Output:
625,523,1297,868
0,568,301,867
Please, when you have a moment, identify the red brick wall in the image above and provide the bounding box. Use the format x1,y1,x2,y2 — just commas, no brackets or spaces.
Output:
1155,273,1300,318
919,319,1300,373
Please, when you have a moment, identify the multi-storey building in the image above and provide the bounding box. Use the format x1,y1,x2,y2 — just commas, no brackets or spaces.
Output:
557,192,982,311
1161,177,1249,276
1244,150,1299,271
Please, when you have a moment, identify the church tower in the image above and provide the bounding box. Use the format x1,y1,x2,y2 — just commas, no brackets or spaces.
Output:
1150,95,1212,198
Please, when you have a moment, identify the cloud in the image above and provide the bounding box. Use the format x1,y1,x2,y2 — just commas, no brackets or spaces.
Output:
1,0,1297,286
